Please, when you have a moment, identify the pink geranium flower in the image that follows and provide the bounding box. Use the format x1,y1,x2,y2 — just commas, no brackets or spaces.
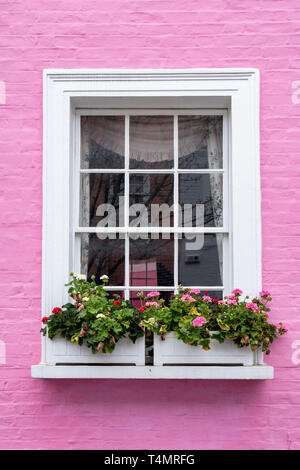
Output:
193,316,207,327
232,289,243,295
259,290,271,297
189,289,200,295
145,301,160,307
202,295,212,303
226,294,235,300
147,291,160,298
181,294,196,302
246,302,260,312
278,324,288,333
262,310,269,318
218,300,225,305
227,299,238,306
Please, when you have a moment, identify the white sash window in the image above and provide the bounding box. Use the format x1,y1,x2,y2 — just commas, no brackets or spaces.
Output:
32,69,272,379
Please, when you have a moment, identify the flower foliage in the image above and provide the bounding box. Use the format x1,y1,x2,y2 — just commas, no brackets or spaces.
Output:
40,273,144,354
41,278,287,356
139,288,287,354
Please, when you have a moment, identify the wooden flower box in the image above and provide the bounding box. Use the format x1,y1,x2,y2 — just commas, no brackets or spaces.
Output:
154,332,262,366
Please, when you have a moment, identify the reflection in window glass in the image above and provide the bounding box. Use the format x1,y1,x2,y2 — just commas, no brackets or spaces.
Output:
81,116,125,169
80,235,125,286
178,234,223,286
130,116,174,169
179,174,223,227
129,174,173,227
80,173,125,227
129,174,174,227
198,290,223,301
178,115,223,169
130,237,174,287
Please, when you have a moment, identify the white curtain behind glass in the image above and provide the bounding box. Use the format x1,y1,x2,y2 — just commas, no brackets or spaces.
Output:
80,115,223,284
207,118,223,279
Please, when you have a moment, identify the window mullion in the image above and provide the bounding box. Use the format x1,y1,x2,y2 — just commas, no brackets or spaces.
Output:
174,115,179,293
124,114,130,300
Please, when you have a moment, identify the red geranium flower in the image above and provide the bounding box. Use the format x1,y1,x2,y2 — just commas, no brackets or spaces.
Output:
113,300,121,305
41,316,49,323
205,290,209,295
138,306,147,311
52,307,62,314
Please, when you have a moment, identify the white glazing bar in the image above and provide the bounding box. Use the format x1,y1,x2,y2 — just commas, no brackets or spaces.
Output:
177,169,224,174
79,168,224,174
79,169,125,173
174,115,179,294
75,227,228,234
124,114,130,300
106,286,175,291
104,286,224,291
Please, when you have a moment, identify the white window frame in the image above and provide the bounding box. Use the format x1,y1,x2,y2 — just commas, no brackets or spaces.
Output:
32,68,273,380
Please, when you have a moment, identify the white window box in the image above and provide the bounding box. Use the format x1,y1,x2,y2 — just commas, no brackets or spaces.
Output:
47,335,145,366
153,332,263,366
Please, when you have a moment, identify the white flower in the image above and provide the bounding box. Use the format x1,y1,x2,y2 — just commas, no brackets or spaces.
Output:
96,313,106,319
100,274,109,281
82,297,89,302
74,273,87,281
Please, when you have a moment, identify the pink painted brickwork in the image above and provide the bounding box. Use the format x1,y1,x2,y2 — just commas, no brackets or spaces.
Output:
0,0,300,450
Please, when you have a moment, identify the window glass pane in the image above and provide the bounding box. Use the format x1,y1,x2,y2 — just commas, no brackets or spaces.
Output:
80,173,125,227
130,116,174,169
129,174,174,227
179,173,223,227
178,234,223,286
129,237,174,287
178,115,223,169
81,116,125,169
198,290,223,301
80,234,125,286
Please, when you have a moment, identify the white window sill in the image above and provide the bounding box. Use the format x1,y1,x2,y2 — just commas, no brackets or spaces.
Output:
31,364,273,380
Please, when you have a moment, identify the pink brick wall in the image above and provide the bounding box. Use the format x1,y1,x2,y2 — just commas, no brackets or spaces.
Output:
0,0,300,450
